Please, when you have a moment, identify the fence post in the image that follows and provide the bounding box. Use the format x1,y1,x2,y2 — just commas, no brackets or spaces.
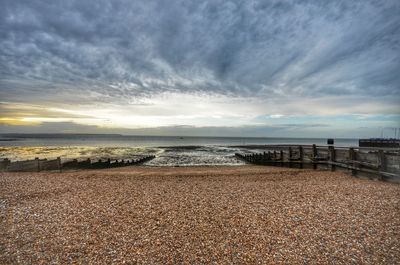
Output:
378,150,386,180
312,144,317,169
328,146,335,171
349,148,357,176
299,146,303,169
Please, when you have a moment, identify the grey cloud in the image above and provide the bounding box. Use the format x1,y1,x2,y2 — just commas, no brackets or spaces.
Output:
0,0,399,108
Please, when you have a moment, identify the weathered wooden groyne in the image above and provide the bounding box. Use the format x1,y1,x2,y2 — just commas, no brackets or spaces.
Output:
236,144,400,182
0,155,156,172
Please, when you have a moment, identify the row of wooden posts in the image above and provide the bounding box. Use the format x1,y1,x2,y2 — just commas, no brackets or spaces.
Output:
235,144,397,180
0,155,156,172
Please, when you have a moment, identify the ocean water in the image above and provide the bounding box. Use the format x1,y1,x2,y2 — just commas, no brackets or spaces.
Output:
0,135,358,166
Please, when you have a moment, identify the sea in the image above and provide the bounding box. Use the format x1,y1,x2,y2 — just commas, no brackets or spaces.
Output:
0,134,358,166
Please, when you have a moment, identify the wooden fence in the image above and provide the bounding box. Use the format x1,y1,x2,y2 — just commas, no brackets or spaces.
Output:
0,155,156,172
235,144,400,182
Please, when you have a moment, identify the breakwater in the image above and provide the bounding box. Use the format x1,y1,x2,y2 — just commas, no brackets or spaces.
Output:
236,144,400,182
0,155,155,172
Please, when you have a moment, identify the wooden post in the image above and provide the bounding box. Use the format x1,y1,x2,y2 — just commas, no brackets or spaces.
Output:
298,146,304,160
298,146,304,169
35,157,40,172
312,144,317,169
378,150,386,180
312,144,317,158
57,157,62,172
0,158,11,171
288,147,292,167
349,148,357,176
328,146,335,171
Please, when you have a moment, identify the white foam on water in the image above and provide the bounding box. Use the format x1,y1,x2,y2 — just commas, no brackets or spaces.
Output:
0,145,246,166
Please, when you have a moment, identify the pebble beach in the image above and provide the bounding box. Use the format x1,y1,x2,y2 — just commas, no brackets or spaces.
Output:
1,166,399,264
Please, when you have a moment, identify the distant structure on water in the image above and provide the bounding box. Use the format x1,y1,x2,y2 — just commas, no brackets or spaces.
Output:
359,138,400,148
359,127,400,148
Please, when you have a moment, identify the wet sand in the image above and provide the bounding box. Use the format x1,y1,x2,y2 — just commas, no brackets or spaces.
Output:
1,166,399,264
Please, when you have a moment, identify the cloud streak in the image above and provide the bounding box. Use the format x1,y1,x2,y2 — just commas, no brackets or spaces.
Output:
0,0,399,135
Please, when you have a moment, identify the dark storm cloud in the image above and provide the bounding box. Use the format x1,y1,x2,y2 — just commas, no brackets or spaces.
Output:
0,0,399,105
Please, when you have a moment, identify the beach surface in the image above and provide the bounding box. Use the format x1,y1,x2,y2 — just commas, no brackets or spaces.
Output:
1,166,399,264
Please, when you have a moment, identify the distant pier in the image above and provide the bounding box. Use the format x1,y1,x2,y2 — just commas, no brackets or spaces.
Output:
359,138,400,148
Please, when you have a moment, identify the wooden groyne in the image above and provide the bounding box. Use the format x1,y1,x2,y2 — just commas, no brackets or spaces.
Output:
0,155,156,172
236,144,400,182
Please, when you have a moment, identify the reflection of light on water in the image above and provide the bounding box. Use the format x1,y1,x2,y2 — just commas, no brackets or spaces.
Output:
0,145,245,166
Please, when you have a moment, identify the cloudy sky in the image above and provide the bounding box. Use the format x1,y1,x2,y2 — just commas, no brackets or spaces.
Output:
0,0,399,137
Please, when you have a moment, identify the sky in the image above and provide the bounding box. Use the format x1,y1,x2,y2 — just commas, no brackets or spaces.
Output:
0,0,399,138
